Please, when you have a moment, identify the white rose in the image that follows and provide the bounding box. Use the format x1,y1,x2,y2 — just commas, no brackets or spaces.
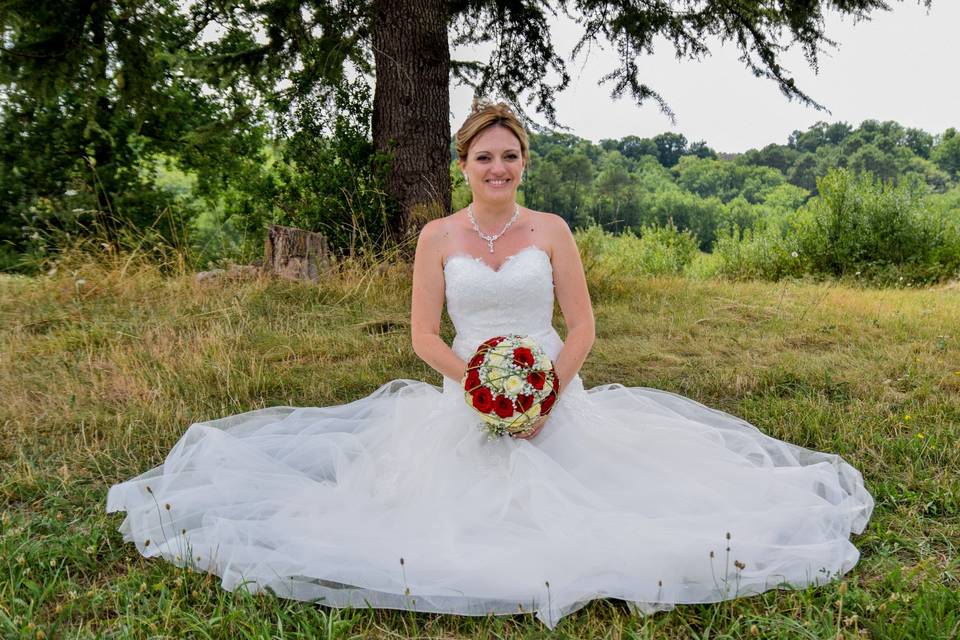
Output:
504,375,524,395
487,352,506,368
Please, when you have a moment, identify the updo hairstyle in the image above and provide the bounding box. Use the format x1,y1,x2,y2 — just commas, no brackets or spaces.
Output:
454,100,530,164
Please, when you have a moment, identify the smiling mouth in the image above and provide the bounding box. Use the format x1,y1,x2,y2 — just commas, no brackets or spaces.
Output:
486,179,510,186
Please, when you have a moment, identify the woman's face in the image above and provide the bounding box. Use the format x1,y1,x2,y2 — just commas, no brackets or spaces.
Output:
459,125,525,204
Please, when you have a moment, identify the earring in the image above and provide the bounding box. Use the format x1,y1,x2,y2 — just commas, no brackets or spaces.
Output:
463,174,469,185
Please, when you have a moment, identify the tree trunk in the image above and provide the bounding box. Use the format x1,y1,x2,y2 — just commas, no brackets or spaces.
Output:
372,0,451,241
264,224,332,282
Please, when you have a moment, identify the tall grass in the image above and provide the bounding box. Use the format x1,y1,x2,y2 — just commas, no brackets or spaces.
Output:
1,247,959,638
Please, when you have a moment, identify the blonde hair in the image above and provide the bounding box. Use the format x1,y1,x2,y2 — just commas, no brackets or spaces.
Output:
454,99,529,164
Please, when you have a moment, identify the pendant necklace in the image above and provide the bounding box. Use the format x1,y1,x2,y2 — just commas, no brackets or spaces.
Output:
467,202,520,253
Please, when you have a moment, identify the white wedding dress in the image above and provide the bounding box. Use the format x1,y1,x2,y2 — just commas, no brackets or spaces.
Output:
107,244,874,628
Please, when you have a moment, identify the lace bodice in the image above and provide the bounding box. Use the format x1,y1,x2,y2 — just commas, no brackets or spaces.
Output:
443,244,563,367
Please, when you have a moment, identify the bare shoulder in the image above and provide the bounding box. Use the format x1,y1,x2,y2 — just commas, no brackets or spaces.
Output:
418,216,446,240
529,210,573,257
529,209,570,231
414,217,452,271
418,216,454,249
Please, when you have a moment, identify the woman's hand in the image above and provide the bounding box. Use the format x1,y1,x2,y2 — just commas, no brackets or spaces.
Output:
513,415,548,440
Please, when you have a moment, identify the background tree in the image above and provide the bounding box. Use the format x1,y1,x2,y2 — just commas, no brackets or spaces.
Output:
932,128,960,178
0,0,263,268
194,0,932,239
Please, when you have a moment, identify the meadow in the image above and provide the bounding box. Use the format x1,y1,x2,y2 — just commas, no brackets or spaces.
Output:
1,247,958,639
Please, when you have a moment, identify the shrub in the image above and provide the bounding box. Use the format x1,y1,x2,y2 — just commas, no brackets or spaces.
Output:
793,168,960,285
711,168,960,286
710,222,804,282
228,81,397,258
575,222,699,278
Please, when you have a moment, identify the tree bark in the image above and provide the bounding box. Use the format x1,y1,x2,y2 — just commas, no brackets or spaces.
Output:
372,0,451,241
264,224,332,282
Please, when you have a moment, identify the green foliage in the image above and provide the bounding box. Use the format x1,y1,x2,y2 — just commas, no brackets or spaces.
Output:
746,120,956,196
674,156,786,204
711,222,805,282
575,222,699,279
793,169,960,285
932,129,960,178
927,184,960,223
652,132,688,167
225,82,396,256
526,118,957,274
633,188,723,251
713,168,960,286
1,0,952,282
0,0,266,272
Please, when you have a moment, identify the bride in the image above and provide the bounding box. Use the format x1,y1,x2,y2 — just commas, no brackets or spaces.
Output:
107,101,874,629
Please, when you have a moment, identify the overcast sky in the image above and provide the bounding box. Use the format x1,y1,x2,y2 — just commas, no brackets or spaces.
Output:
450,2,959,154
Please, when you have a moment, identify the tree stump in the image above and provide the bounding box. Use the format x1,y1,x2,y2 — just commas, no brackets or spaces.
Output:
264,224,332,282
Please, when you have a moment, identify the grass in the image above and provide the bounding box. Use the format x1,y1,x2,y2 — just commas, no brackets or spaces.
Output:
1,252,959,639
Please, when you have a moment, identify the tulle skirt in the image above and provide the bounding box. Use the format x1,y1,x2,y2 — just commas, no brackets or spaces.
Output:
106,375,874,628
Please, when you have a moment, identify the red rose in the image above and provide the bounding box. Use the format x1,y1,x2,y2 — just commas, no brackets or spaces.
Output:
512,347,535,368
493,394,515,418
540,391,557,415
482,336,506,348
464,370,481,391
468,352,485,369
515,393,534,412
471,387,494,413
527,370,546,390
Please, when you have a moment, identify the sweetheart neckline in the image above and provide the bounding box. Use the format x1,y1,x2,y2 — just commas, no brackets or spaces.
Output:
442,244,549,274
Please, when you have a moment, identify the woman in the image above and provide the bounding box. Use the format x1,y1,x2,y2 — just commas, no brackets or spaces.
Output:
108,101,874,629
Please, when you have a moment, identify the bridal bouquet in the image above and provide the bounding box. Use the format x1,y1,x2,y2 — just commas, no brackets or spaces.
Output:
462,335,560,438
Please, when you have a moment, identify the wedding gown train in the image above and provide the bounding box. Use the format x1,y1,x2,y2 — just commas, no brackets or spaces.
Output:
107,244,874,628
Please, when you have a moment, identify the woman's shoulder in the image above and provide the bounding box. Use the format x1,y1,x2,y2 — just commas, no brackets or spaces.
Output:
525,208,568,228
527,209,573,245
419,213,457,242
418,213,467,266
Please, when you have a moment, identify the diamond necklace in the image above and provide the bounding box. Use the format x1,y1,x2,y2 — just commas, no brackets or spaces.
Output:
467,202,520,253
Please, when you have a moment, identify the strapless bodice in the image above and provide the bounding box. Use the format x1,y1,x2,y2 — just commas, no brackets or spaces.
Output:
442,245,566,389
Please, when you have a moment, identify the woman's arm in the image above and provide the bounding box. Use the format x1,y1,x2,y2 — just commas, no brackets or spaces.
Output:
410,219,468,382
546,214,595,394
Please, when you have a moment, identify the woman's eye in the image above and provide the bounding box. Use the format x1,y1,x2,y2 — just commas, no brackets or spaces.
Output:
474,154,517,161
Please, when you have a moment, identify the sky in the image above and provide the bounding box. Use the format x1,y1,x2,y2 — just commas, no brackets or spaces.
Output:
449,2,959,154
